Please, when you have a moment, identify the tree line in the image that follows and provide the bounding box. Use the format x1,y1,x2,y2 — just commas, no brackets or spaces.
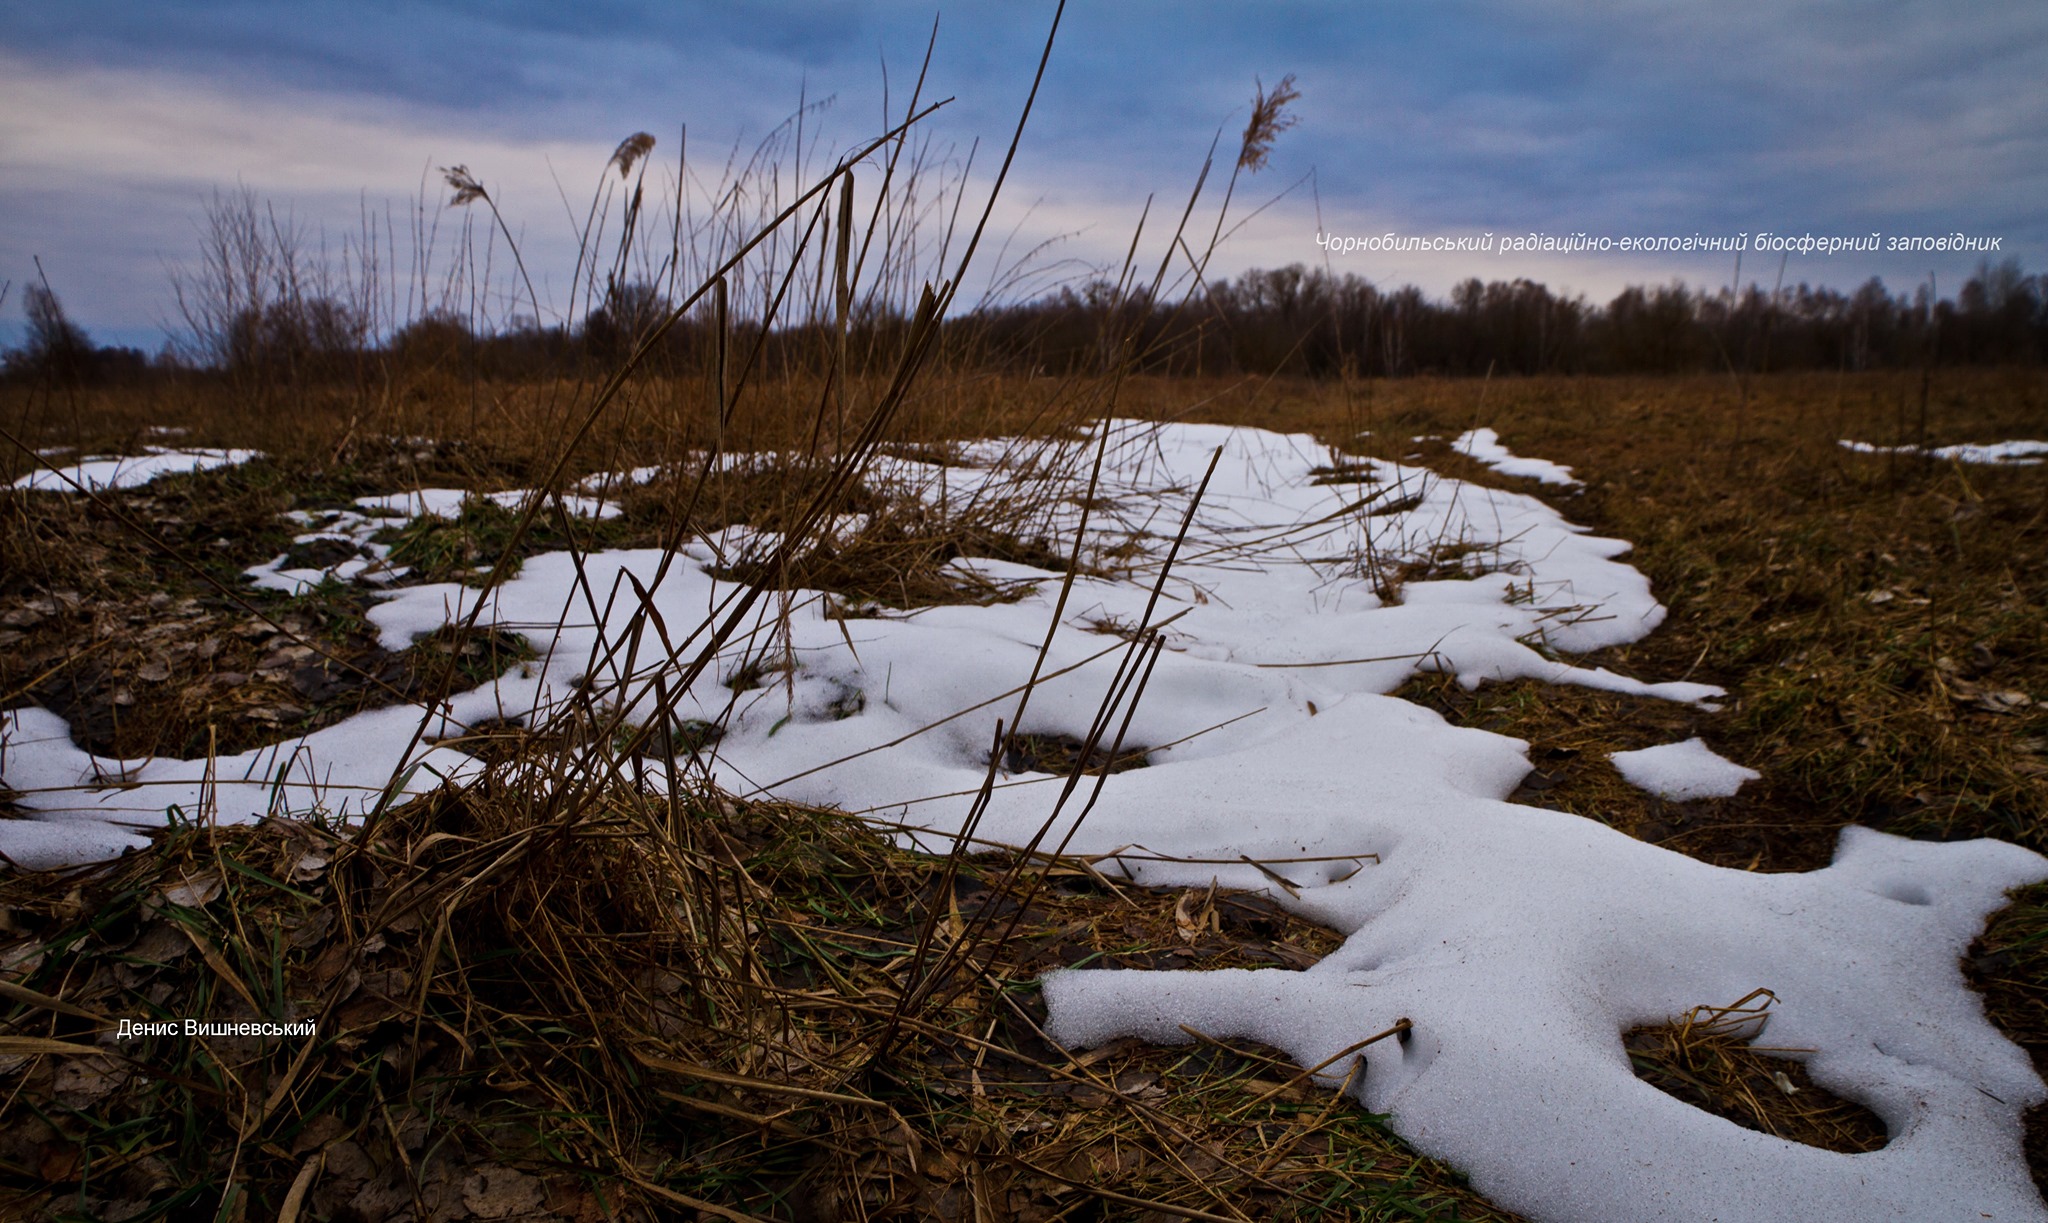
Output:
974,259,2047,377
7,258,2043,387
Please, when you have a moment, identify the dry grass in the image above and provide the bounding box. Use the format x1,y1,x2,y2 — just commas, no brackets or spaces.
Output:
0,50,1602,1219
0,54,2041,1209
1622,990,1886,1154
4,365,2047,1217
0,779,1520,1222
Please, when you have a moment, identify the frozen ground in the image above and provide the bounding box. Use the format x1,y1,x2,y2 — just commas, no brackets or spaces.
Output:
3,422,2042,1222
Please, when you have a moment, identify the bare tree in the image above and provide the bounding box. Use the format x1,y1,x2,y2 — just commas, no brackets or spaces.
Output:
6,273,94,380
167,187,373,382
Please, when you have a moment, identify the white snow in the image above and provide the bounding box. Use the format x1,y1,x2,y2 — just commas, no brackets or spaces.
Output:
11,445,261,491
576,464,665,496
245,507,410,593
2,420,2041,1222
1840,438,2048,466
480,488,622,519
0,704,477,867
1611,736,1761,800
355,487,473,519
245,486,628,593
1453,427,1582,486
353,485,623,523
1043,822,2046,1222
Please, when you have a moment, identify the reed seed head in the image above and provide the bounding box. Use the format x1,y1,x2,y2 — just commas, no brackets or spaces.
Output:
1238,73,1300,173
442,165,488,207
610,132,658,179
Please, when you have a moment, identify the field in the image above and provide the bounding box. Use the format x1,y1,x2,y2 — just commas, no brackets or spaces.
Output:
1,360,2043,1221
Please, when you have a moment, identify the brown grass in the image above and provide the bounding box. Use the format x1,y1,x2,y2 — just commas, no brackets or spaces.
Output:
4,365,2045,1217
1622,990,1887,1154
0,776,1520,1222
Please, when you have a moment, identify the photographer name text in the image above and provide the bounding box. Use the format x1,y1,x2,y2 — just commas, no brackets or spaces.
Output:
115,1019,318,1039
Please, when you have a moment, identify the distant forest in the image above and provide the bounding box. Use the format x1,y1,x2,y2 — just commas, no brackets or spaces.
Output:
6,258,2044,384
976,258,2047,377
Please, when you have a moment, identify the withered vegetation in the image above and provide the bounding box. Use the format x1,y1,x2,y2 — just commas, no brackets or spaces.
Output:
4,363,2046,1219
1,774,1517,1222
3,31,2045,1215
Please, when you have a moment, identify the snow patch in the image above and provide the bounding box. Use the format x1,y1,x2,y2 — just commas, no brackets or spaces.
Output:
1452,428,1581,486
1840,438,2048,466
0,704,479,869
355,488,473,519
1611,736,1762,800
12,446,261,492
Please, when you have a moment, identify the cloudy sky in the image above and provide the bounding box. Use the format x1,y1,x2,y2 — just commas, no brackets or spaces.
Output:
3,1,2043,350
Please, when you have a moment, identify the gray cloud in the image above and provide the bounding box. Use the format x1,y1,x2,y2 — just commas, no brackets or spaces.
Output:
3,0,2042,343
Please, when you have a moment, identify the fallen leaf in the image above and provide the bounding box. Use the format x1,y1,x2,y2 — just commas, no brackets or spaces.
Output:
1946,674,2034,715
125,922,194,965
38,1142,79,1182
160,871,223,909
53,1055,129,1109
1173,887,1216,945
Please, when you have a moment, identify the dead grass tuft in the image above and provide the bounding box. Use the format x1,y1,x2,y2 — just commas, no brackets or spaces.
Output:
0,786,1516,1221
1624,990,1887,1154
999,732,1152,777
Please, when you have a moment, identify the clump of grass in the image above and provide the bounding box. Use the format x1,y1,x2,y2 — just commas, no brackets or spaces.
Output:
0,781,1520,1222
1624,989,1887,1154
376,498,527,585
666,438,1092,611
1971,880,2048,1193
999,731,1151,776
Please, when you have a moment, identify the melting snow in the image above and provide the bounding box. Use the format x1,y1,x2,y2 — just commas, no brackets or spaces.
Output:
11,445,261,492
353,485,627,522
246,487,628,593
247,507,414,593
0,705,478,860
2,421,2042,1222
1611,736,1762,800
1453,427,1582,486
355,487,475,519
1840,438,2048,466
576,464,666,496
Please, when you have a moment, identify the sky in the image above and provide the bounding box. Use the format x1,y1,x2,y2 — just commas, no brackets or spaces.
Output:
2,0,2044,351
